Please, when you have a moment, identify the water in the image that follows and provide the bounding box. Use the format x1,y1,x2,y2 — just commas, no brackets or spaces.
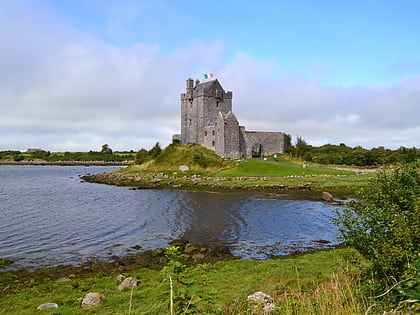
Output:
0,165,341,268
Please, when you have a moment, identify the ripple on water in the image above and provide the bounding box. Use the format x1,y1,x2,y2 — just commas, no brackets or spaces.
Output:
0,165,341,268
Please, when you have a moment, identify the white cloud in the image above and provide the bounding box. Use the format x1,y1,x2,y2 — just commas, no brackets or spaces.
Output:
0,2,418,152
218,53,419,149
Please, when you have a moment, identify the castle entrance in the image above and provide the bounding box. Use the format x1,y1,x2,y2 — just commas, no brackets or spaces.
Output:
251,143,263,157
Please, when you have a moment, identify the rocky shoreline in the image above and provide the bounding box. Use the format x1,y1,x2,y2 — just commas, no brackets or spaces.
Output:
0,239,237,296
82,171,313,192
82,170,358,201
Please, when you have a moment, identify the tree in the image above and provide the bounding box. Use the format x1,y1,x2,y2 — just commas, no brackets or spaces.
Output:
101,144,113,154
334,160,420,281
149,142,162,159
135,148,149,164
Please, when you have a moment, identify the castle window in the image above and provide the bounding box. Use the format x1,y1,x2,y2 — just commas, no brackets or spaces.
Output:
212,141,215,147
212,130,215,136
204,131,207,136
189,119,192,126
216,101,219,107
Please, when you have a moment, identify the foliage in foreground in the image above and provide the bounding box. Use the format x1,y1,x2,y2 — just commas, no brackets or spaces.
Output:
334,160,420,311
0,248,368,314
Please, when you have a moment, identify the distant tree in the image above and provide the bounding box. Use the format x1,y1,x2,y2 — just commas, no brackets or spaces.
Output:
149,142,162,159
13,154,24,162
31,150,50,160
101,144,113,154
135,149,149,164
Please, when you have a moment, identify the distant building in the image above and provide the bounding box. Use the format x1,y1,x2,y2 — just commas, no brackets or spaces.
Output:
173,78,291,158
26,148,42,153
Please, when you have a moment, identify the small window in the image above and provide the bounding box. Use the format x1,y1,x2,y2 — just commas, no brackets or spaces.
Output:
216,101,219,107
189,119,192,126
212,130,215,136
212,141,215,147
204,131,207,136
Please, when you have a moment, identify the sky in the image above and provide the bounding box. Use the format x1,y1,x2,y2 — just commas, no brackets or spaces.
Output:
1,0,419,152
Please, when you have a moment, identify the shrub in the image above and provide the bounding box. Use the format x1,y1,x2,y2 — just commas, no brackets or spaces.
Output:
135,149,149,164
334,161,420,306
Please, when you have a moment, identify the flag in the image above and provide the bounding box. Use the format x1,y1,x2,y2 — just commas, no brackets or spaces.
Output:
203,73,214,79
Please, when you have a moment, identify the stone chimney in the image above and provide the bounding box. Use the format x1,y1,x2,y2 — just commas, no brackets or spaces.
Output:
186,78,194,92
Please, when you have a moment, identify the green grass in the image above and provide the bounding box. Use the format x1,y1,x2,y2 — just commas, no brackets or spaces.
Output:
216,158,353,177
0,248,369,314
134,143,230,172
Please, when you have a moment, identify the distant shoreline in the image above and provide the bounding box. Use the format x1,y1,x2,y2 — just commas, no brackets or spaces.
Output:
0,161,130,166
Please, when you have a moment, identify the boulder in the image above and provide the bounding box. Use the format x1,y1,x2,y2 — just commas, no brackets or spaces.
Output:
81,292,105,308
116,274,125,281
192,253,205,260
37,303,59,310
184,243,196,253
322,191,334,202
247,291,275,313
178,165,190,171
118,277,139,290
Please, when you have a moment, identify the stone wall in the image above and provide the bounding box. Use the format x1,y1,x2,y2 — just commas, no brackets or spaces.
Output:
243,131,290,157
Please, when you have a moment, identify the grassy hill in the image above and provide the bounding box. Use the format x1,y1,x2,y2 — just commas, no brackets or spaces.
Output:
131,143,231,172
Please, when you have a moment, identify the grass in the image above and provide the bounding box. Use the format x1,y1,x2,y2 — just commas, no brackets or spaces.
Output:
0,248,369,314
135,143,230,172
216,158,353,177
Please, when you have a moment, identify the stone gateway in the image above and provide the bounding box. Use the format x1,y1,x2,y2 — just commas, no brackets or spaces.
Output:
173,78,291,159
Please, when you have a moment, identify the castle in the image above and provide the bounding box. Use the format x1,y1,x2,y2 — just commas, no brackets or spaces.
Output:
173,78,291,159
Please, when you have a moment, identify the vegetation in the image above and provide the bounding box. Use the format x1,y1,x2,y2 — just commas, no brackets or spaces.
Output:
0,248,368,314
216,158,350,177
334,161,420,312
289,136,419,166
0,145,136,163
134,142,229,172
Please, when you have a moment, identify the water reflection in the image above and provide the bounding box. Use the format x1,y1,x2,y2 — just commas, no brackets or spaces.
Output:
0,165,340,267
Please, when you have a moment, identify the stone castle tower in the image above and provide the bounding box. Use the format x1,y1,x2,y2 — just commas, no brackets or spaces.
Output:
173,78,290,159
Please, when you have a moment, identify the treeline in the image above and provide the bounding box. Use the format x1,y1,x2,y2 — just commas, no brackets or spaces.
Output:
0,144,136,162
288,137,419,166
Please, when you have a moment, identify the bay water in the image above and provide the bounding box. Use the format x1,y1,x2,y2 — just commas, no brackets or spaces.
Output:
0,165,341,268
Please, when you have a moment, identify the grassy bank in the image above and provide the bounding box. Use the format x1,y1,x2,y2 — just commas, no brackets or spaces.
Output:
0,247,369,314
83,156,371,198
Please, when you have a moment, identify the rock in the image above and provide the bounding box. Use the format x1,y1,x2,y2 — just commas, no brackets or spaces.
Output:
192,253,205,260
322,191,334,201
184,243,196,253
116,274,125,281
81,292,105,308
178,165,190,171
37,303,59,310
118,277,139,290
247,291,275,313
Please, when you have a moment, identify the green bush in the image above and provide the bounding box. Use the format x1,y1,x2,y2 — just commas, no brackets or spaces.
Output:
135,148,150,164
334,161,420,306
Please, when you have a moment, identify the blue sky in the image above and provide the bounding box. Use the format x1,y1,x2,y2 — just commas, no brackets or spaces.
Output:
1,0,419,151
